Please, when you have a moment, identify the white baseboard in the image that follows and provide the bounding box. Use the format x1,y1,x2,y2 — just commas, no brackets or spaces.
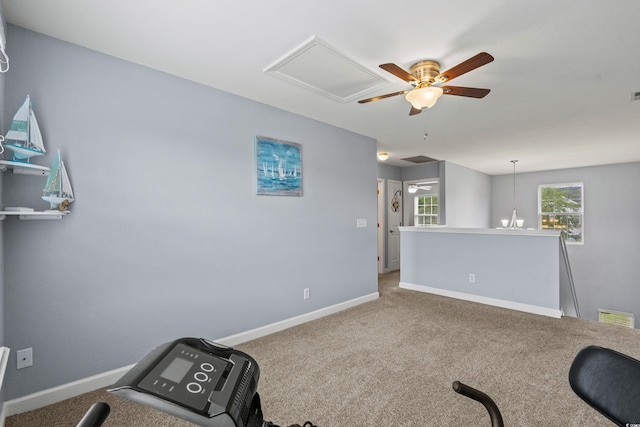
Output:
216,292,379,347
4,291,379,417
4,364,134,417
399,281,562,318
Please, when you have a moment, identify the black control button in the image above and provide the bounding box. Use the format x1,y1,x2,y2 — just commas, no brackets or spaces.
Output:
187,382,203,394
194,372,208,382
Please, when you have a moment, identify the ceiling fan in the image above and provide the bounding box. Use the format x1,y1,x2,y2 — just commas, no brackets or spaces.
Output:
408,183,434,193
358,52,494,115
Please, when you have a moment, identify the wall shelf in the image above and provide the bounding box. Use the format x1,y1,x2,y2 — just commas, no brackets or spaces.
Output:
0,210,69,220
1,161,67,220
0,159,50,176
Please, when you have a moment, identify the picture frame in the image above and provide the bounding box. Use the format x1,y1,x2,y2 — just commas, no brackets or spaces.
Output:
254,136,302,196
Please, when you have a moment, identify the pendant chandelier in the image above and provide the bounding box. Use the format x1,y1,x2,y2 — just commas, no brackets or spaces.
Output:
501,160,524,229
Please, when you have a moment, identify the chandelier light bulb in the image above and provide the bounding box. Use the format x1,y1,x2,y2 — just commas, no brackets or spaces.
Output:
406,86,444,110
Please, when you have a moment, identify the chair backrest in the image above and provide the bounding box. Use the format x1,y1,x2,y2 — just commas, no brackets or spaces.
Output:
569,345,640,426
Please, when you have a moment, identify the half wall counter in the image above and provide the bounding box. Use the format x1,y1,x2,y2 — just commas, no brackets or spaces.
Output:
399,226,579,318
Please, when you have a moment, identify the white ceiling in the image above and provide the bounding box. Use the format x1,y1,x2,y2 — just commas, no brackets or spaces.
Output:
3,0,640,175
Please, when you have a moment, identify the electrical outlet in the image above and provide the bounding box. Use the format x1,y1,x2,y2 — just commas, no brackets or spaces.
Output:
17,348,33,369
303,288,310,300
468,274,476,283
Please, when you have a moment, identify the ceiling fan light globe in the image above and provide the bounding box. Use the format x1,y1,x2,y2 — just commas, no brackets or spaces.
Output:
406,86,444,109
377,152,389,161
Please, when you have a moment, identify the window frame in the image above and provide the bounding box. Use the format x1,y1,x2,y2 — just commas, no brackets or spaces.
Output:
537,182,584,245
414,194,439,226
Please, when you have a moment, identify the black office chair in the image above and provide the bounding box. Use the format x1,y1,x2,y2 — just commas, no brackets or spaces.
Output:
453,345,640,427
569,345,640,426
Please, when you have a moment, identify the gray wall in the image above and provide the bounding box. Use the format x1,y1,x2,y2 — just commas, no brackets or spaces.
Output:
442,161,492,228
2,26,378,400
492,162,640,323
400,230,561,310
376,162,401,181
399,161,441,182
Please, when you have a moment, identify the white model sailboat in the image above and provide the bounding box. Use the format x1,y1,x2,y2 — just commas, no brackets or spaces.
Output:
4,95,46,162
42,149,74,210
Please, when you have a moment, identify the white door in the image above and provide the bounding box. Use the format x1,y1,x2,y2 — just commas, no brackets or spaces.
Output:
387,180,402,271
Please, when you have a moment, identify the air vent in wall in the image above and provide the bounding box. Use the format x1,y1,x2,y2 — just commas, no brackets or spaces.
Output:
401,155,439,164
633,91,640,102
597,308,635,328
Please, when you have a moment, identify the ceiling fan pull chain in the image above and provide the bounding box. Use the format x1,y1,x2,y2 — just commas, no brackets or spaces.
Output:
423,114,429,140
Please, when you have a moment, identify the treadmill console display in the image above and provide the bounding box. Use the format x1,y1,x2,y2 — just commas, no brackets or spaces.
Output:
137,342,231,412
109,338,260,427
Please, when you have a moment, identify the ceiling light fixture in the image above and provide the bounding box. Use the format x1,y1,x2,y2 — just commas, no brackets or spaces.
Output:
405,86,444,110
377,152,389,161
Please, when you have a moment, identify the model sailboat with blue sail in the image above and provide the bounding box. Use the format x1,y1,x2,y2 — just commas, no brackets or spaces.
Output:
4,95,46,162
42,149,74,210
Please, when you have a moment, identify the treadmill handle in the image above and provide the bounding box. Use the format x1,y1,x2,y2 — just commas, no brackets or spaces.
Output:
75,402,110,427
452,381,504,427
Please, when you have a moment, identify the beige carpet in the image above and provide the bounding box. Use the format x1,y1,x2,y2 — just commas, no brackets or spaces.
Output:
7,271,640,426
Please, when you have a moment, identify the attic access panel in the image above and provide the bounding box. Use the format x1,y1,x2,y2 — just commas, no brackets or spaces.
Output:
401,155,439,164
264,36,389,103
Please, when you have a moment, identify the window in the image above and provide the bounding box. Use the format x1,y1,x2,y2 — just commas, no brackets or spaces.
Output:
538,183,583,244
414,195,438,226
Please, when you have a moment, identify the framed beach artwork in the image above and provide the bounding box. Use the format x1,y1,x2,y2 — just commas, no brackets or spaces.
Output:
255,136,302,196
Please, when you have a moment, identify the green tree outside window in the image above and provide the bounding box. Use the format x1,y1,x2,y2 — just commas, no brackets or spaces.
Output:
415,195,438,226
539,184,583,243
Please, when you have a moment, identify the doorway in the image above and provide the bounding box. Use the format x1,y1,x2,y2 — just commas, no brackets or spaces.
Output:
387,179,402,272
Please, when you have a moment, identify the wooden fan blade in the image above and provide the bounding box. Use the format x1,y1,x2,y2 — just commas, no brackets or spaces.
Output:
409,106,422,116
379,63,419,83
358,90,409,104
437,52,494,82
442,86,491,98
